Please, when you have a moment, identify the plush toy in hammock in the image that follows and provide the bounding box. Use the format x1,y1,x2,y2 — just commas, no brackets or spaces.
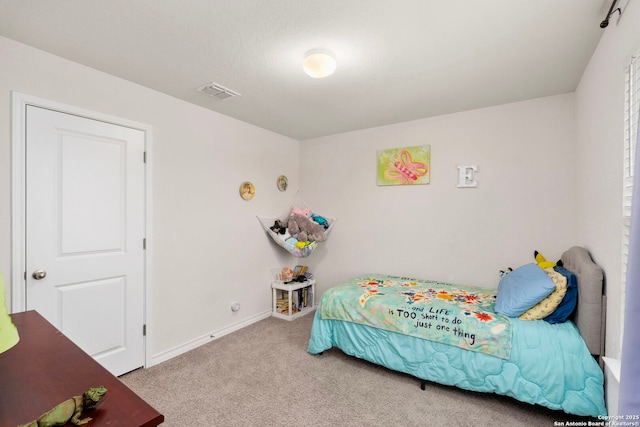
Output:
257,193,336,257
269,219,287,234
288,214,327,243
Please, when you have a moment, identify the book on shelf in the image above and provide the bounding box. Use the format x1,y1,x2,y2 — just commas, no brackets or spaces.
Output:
274,282,314,315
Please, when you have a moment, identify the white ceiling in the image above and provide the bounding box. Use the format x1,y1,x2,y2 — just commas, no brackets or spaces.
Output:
0,0,610,140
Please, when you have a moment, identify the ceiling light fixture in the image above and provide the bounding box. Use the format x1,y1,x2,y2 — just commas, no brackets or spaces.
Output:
303,49,336,78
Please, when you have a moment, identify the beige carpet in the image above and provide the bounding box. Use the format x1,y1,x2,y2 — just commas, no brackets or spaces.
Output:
120,310,591,426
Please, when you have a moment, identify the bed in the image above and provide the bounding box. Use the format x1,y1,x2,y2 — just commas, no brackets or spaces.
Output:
307,246,607,417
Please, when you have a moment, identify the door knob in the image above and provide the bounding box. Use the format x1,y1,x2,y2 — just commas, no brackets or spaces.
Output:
32,269,47,280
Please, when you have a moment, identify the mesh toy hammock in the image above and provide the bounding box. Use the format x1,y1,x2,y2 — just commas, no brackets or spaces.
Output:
257,193,336,258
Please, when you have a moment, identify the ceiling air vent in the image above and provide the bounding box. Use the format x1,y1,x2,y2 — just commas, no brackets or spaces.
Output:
196,82,241,101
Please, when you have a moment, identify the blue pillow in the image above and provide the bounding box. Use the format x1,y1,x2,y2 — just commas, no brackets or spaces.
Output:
543,266,578,324
495,263,557,317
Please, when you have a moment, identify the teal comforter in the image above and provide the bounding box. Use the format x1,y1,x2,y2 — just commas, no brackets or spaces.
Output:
318,274,513,359
308,298,606,417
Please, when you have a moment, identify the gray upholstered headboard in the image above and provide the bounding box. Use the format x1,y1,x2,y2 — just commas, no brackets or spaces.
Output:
560,246,605,357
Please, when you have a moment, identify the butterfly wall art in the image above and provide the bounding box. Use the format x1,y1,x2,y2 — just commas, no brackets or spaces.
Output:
376,145,430,186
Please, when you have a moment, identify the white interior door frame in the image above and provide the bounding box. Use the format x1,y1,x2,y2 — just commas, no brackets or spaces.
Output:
11,91,154,369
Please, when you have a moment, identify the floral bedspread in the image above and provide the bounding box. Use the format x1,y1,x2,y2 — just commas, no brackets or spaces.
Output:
319,274,512,359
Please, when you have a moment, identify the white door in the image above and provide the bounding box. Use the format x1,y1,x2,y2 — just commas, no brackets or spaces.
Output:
25,105,146,376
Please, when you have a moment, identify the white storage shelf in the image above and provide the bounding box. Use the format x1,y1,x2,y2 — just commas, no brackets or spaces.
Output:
271,279,315,321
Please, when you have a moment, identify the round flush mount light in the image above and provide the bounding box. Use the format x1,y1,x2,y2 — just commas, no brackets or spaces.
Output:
303,49,337,78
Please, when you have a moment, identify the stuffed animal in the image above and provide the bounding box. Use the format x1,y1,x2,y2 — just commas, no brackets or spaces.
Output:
281,267,295,281
269,219,287,234
499,267,513,277
534,250,556,269
311,214,329,229
288,214,327,242
291,207,311,218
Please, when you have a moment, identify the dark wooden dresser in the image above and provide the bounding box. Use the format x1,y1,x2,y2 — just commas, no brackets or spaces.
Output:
0,310,164,426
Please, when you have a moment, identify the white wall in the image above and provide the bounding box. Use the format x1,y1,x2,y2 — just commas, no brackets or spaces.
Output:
575,1,640,360
0,36,300,358
3,3,637,365
300,94,578,294
300,1,640,363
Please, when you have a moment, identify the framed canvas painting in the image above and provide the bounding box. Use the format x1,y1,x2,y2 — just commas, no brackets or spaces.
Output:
377,145,430,186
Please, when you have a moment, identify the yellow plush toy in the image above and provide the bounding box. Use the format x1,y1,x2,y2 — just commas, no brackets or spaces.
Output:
295,240,311,249
534,250,556,269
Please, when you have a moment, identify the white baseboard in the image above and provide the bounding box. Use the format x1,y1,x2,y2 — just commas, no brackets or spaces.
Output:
148,310,272,367
603,356,621,416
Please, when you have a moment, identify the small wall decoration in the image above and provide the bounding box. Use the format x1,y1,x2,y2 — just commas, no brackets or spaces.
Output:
277,175,288,192
377,145,430,186
456,165,478,188
240,181,255,200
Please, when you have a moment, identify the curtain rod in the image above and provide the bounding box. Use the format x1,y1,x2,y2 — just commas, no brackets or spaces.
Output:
600,0,621,28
